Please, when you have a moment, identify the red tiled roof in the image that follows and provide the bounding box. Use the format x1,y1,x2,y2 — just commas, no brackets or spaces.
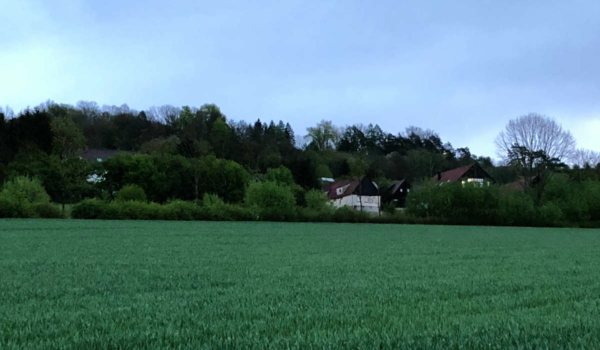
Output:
433,164,474,182
324,178,362,200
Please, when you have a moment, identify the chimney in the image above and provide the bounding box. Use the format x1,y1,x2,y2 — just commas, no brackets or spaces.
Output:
437,172,442,181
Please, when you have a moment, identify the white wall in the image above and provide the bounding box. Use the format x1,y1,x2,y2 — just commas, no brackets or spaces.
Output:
331,195,380,214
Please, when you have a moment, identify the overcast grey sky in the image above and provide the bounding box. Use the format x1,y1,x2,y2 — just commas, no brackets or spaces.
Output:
2,0,599,158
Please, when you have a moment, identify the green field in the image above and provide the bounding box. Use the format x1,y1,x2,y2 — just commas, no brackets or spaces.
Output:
2,220,600,349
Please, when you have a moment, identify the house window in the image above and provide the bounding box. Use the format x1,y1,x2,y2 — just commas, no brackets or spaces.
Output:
400,189,403,193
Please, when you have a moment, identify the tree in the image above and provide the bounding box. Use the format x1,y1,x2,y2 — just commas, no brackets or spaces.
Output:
305,120,339,151
148,105,181,129
50,115,86,160
53,157,90,211
266,166,295,187
210,118,231,158
571,149,600,168
337,125,366,153
495,113,576,162
195,156,250,203
507,145,564,204
405,150,444,181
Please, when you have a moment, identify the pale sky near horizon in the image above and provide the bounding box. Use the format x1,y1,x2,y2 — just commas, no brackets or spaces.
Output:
2,0,599,159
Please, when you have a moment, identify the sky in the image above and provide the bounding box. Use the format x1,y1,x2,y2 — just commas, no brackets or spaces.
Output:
2,0,600,158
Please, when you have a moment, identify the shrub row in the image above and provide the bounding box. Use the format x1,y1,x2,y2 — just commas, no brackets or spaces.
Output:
0,177,65,219
0,199,65,219
71,198,256,221
405,181,600,228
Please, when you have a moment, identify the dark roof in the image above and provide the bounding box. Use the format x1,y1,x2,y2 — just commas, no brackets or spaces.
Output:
389,180,407,194
433,163,495,183
80,149,138,162
434,164,474,182
324,177,379,200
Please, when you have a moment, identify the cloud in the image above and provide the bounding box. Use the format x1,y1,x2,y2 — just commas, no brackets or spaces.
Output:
1,0,600,157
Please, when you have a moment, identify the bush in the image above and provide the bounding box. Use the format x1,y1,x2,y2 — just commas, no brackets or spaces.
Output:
71,199,107,219
538,202,564,227
406,182,500,225
115,184,147,202
0,176,51,206
381,202,397,216
0,177,63,219
33,203,65,219
333,206,371,223
305,190,332,211
0,198,23,218
245,181,297,221
265,166,295,187
497,189,536,226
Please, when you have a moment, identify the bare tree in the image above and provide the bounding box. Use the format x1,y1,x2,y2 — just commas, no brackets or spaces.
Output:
76,101,101,120
570,149,600,168
0,105,15,119
402,126,438,139
495,113,576,162
147,105,181,127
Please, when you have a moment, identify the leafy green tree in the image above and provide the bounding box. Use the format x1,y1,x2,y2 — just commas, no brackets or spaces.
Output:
245,181,296,210
266,166,295,187
211,118,231,158
305,189,332,211
201,156,250,203
50,115,86,160
305,120,339,151
0,176,51,206
139,135,181,156
53,157,90,212
115,184,147,202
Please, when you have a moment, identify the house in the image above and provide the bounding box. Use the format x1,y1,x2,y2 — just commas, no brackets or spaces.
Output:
80,149,138,163
433,163,495,185
80,149,138,184
323,177,381,214
385,180,411,208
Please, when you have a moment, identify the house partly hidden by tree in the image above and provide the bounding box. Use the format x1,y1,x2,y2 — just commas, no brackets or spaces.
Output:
80,149,138,183
433,163,495,185
385,180,411,208
324,177,381,215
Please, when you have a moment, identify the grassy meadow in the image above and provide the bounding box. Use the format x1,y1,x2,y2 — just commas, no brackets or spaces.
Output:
2,220,600,349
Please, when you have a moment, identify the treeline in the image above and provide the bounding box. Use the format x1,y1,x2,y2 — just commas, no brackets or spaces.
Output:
2,101,600,227
0,101,517,191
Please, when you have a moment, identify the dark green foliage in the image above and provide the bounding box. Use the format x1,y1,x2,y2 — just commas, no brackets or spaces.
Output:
31,203,65,219
332,206,371,223
115,184,147,202
0,176,51,206
265,166,295,187
3,100,600,228
245,181,297,221
0,177,63,218
71,199,106,220
71,197,255,222
381,201,397,215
